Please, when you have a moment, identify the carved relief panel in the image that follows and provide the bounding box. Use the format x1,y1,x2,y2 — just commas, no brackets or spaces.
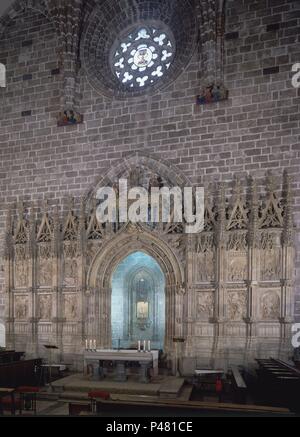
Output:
260,290,281,321
227,290,247,321
63,242,78,287
63,294,78,321
14,295,29,320
196,292,214,321
260,233,281,281
14,245,28,288
38,294,52,320
37,244,52,287
194,234,215,283
227,253,247,282
4,170,294,358
226,232,248,282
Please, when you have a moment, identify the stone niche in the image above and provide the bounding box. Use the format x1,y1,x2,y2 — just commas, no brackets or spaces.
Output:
111,252,165,350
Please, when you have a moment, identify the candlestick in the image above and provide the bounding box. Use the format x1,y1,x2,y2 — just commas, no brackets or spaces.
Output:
85,339,88,350
89,339,93,350
148,340,151,352
93,339,96,350
138,340,141,352
143,340,146,352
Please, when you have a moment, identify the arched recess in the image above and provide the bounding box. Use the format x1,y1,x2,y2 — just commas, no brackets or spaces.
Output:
87,224,185,356
111,252,165,350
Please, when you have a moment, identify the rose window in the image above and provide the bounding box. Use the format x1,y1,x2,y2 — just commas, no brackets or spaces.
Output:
111,26,175,91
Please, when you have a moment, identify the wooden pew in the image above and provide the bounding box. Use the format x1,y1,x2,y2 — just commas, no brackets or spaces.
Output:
256,358,300,413
0,351,25,364
230,365,247,404
0,359,42,388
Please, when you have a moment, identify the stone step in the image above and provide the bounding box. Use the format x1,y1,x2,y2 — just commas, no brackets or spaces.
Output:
159,377,185,399
178,384,193,401
37,391,61,401
59,391,90,401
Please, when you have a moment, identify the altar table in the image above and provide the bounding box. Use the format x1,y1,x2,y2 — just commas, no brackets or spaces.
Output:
84,350,159,383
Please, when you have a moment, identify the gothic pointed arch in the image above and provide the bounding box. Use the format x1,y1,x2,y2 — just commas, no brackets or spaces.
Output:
86,224,185,352
63,198,78,241
36,202,53,243
84,152,192,205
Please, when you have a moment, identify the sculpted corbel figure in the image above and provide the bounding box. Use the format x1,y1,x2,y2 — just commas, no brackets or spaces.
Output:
177,284,186,295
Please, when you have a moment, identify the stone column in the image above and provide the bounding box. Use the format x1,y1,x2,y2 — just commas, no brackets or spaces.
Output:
76,199,86,354
213,183,226,365
245,177,260,360
51,205,63,361
4,207,14,348
196,0,228,100
215,183,226,324
184,234,195,358
48,0,84,126
27,203,39,357
280,171,294,355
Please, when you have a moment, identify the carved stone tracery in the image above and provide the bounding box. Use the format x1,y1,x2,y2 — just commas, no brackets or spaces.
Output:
4,165,295,368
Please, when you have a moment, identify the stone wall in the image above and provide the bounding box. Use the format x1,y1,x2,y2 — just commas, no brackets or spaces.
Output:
0,0,299,366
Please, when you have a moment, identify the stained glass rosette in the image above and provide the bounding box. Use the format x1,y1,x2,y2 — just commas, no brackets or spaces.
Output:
112,26,175,90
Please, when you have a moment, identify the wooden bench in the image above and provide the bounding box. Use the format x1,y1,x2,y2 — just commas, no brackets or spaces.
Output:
230,365,247,404
0,388,17,415
0,351,25,364
0,359,42,388
255,358,300,413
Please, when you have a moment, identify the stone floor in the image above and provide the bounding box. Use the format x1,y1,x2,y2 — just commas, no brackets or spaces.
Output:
1,399,69,416
0,373,295,416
